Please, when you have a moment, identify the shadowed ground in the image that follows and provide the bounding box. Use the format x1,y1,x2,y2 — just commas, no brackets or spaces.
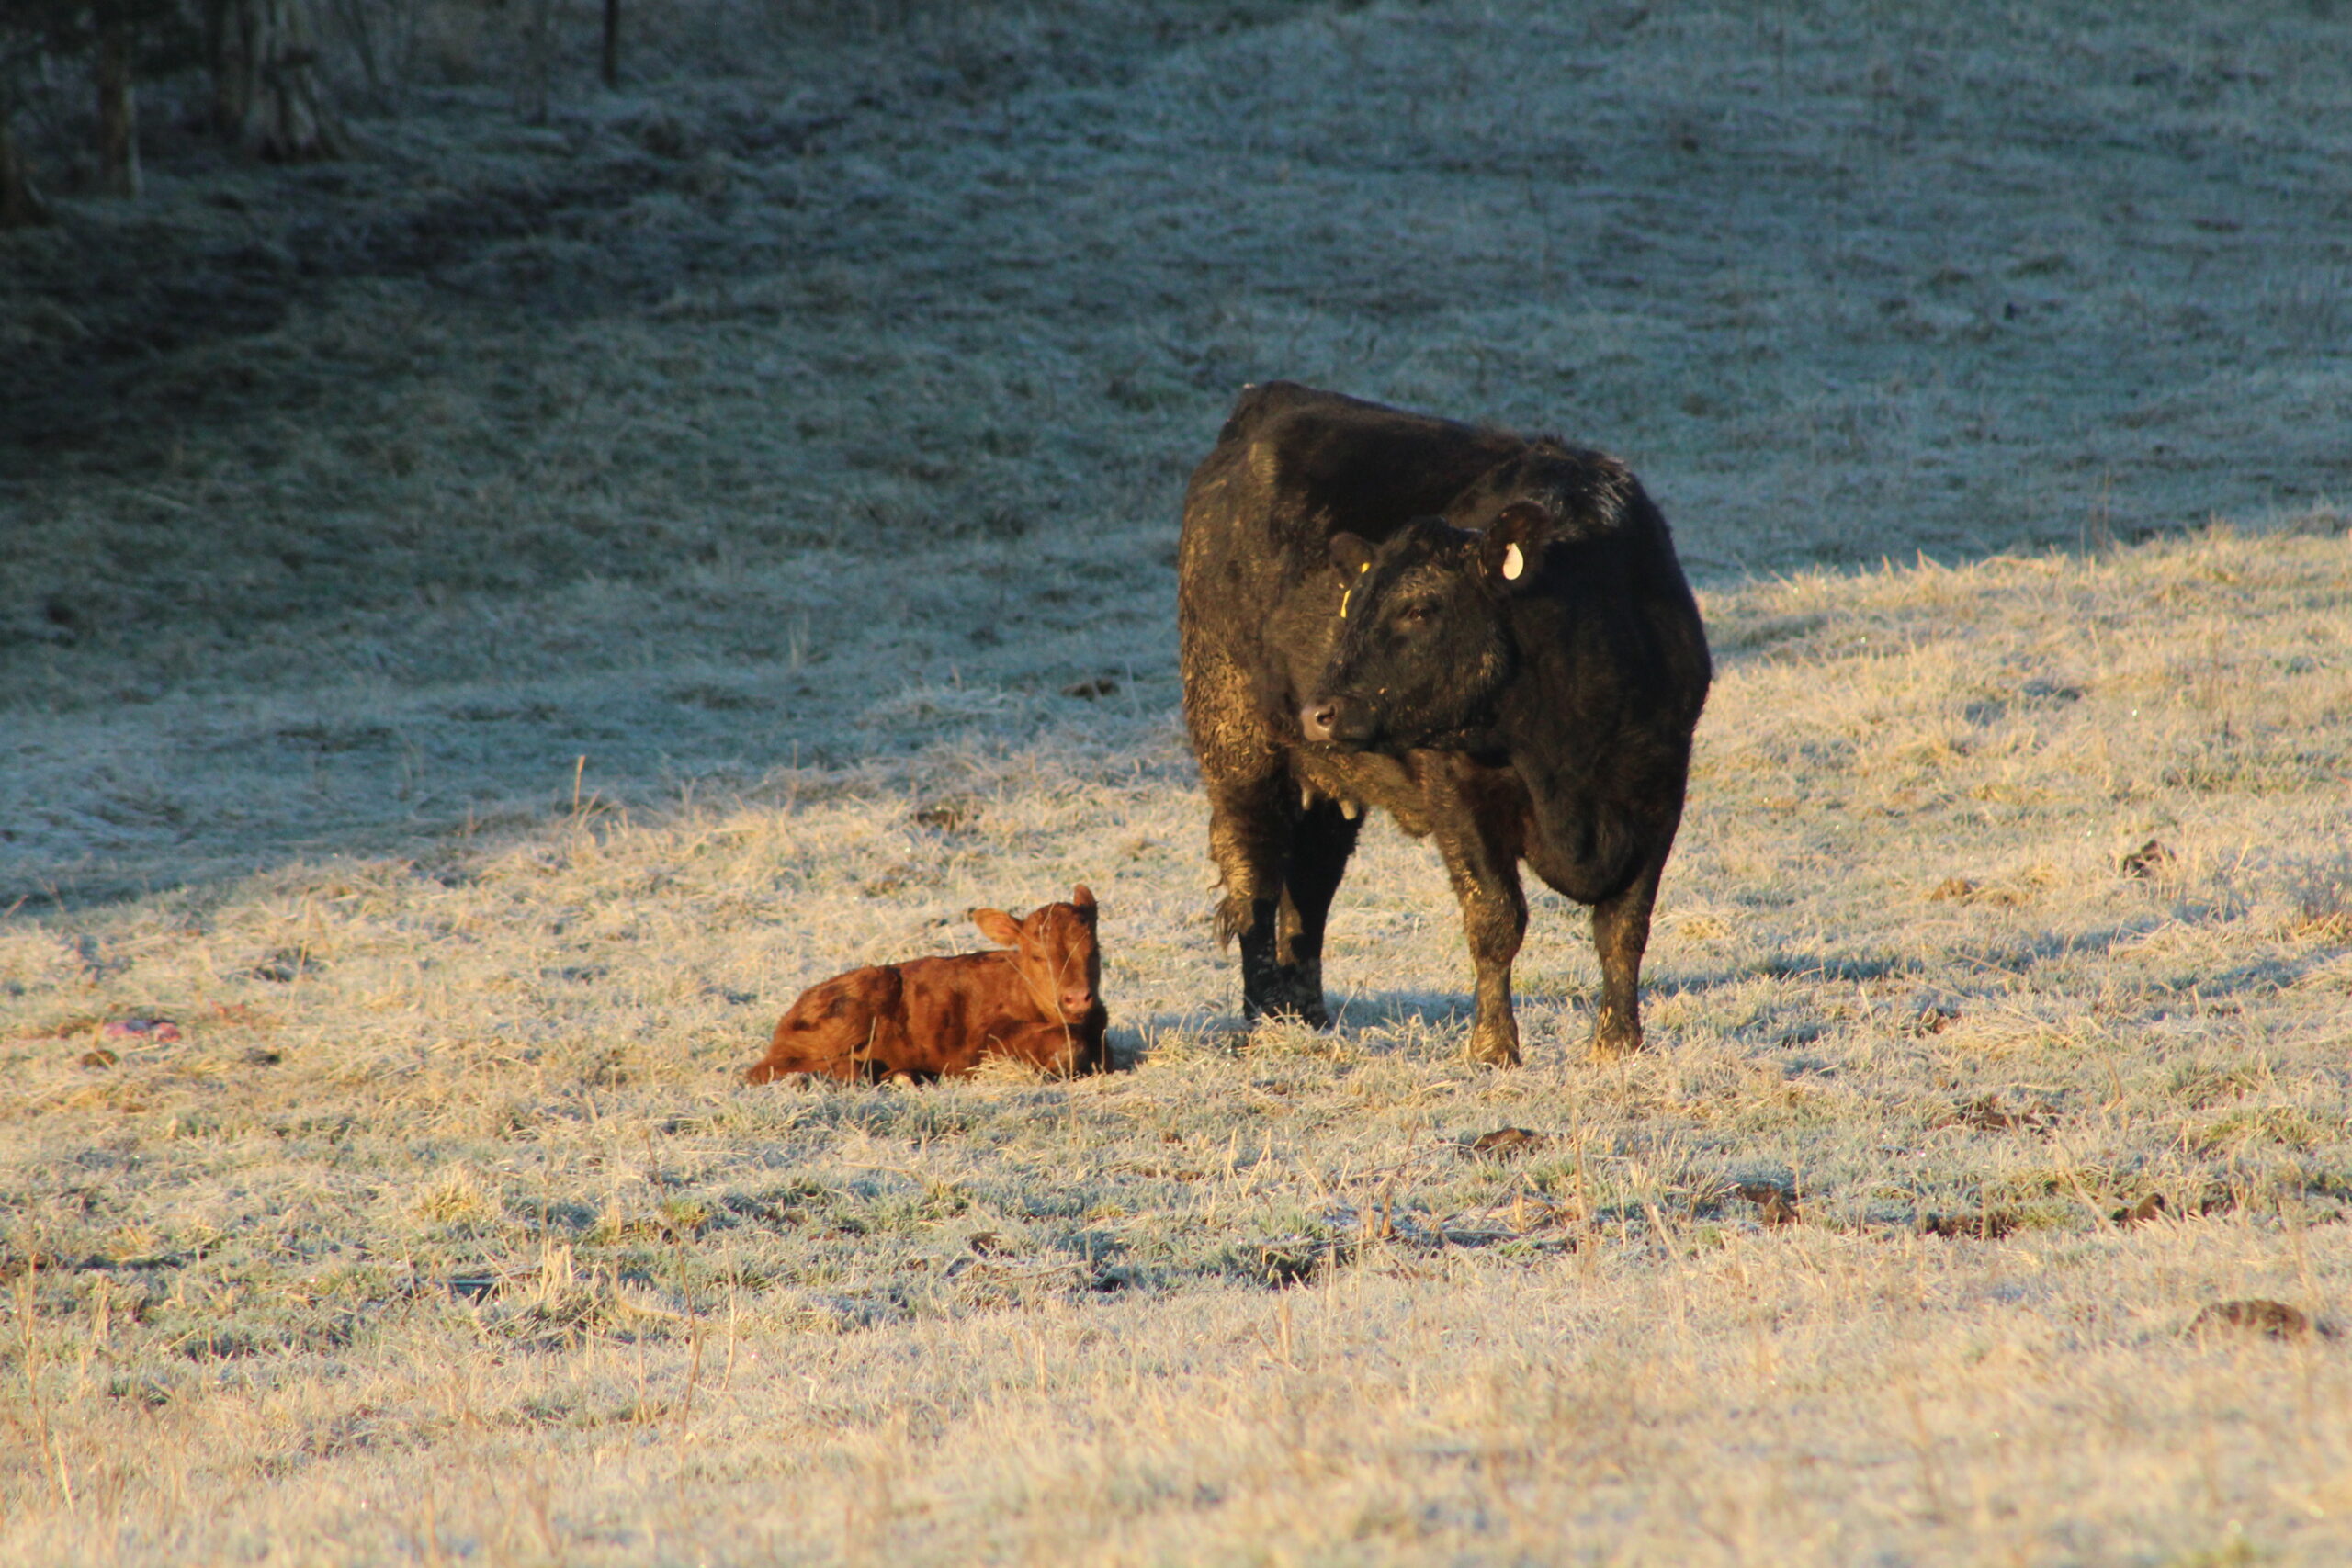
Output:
6,0,2350,900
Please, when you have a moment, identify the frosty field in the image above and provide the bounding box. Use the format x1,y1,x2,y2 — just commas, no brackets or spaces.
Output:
4,0,2351,1562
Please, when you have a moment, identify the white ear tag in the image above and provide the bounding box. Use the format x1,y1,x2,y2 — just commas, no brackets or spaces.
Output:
1501,543,1525,581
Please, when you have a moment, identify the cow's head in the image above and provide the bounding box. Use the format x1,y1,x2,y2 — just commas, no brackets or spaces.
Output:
1299,502,1551,750
972,885,1101,1022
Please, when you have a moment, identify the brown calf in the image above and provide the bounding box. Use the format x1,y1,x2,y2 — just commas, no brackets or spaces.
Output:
743,886,1106,1084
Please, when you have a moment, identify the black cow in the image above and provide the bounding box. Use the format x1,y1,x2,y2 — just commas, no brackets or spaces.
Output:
1176,382,1711,1064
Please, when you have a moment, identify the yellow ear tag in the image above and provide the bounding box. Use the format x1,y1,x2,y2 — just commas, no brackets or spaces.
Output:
1338,588,1351,618
1502,543,1525,581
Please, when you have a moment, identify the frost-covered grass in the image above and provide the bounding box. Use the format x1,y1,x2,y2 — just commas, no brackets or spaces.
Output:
6,525,2352,1564
6,0,2352,1560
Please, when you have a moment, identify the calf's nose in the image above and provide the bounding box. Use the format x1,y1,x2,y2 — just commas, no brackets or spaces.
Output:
1300,701,1337,742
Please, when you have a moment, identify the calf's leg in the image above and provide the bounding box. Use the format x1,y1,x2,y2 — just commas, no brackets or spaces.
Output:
744,1019,866,1083
985,1020,1095,1077
746,979,894,1083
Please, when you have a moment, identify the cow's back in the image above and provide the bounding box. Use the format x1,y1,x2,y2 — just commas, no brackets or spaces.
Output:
888,950,1035,1076
1181,382,1521,592
751,951,1043,1082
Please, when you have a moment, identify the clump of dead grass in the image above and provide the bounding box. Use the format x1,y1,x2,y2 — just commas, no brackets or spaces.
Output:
2280,849,2352,942
5,523,2351,1564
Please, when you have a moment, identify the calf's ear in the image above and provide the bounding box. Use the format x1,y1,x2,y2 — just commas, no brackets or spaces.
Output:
970,908,1023,946
1328,533,1375,579
1069,885,1097,916
1477,502,1552,592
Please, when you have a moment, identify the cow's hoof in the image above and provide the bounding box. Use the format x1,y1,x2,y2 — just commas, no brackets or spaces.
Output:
1240,996,1327,1032
1589,1010,1645,1059
1286,997,1332,1030
1467,1026,1522,1067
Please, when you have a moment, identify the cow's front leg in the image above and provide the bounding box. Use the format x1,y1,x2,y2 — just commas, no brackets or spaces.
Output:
1423,760,1528,1066
1589,846,1668,1057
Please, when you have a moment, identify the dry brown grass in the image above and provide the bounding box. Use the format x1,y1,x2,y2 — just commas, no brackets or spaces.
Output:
6,0,2352,1560
6,525,2352,1564
8,0,2352,898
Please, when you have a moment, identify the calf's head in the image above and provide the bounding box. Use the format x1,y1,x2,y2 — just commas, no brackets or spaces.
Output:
971,886,1102,1021
1300,503,1552,750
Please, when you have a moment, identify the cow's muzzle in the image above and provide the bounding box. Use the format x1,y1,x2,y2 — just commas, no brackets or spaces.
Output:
1300,697,1373,746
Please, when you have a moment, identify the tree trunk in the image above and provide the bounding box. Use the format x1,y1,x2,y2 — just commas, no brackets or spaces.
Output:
96,26,142,197
209,0,345,161
602,0,620,88
0,118,53,227
518,0,554,124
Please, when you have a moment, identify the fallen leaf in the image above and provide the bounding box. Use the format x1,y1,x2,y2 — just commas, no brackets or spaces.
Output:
2188,1299,2312,1340
1734,1180,1801,1225
1465,1127,1545,1159
102,1018,181,1043
1920,1209,2018,1239
913,799,978,831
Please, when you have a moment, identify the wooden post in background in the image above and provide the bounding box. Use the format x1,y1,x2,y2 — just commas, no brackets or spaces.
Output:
0,117,52,226
95,24,141,197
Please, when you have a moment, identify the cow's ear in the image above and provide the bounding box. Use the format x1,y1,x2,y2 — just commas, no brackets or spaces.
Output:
971,908,1023,946
1478,502,1553,592
1069,885,1097,918
1328,532,1375,580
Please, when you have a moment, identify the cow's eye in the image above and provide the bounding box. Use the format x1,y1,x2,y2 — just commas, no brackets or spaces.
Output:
1396,603,1434,626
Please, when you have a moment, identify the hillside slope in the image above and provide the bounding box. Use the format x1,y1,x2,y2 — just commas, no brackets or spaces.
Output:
4,524,2349,1564
7,0,2352,902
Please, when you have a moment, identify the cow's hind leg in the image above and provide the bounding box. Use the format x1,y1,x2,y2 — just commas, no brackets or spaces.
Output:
745,1006,874,1084
1265,796,1362,1026
1206,770,1305,1026
744,1020,864,1083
